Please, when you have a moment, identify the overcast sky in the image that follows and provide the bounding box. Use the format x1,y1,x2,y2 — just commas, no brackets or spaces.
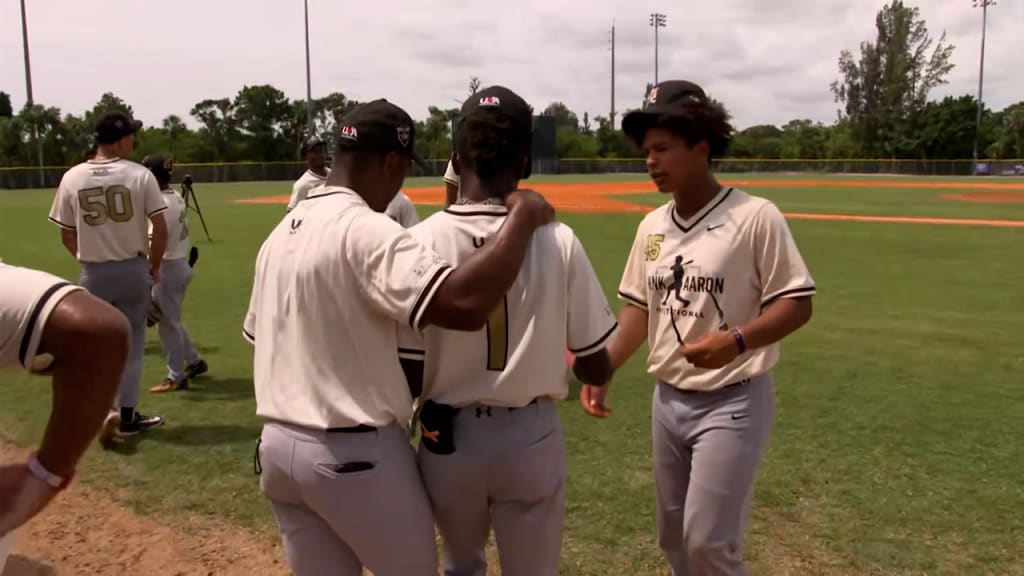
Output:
1,0,1021,130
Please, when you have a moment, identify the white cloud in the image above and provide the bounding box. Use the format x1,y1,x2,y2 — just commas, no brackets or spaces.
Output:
0,0,1020,130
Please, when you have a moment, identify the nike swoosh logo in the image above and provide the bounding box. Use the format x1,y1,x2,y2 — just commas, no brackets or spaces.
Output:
731,413,747,420
707,224,724,231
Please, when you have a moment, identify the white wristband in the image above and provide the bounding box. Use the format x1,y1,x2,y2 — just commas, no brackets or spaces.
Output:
27,455,69,490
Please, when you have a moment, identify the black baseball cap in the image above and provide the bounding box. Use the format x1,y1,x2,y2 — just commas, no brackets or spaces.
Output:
301,135,326,155
335,99,425,168
622,80,709,144
142,154,173,182
93,110,143,145
458,85,533,178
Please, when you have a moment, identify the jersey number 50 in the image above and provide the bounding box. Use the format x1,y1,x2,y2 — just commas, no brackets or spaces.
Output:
78,185,135,226
485,297,509,371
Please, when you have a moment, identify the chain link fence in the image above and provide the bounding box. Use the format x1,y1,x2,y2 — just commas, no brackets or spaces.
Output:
2,158,1022,189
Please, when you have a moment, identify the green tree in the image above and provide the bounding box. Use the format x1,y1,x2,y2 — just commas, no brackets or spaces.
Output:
990,102,1024,159
917,95,995,159
780,120,829,159
731,125,783,158
85,92,135,128
542,102,579,132
233,84,292,160
831,0,955,158
190,98,238,161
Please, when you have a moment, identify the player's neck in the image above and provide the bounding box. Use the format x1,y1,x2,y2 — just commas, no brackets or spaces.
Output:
460,173,515,204
672,174,722,220
308,165,328,177
93,145,120,162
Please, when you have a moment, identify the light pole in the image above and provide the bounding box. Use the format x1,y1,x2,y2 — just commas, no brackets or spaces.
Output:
649,13,666,85
304,0,314,136
971,0,995,176
20,0,44,186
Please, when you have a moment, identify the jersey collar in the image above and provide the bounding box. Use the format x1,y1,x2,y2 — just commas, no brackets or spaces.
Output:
306,185,364,203
444,203,508,217
87,157,121,165
670,187,733,233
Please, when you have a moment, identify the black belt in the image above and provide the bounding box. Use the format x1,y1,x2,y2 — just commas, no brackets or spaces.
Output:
327,424,376,434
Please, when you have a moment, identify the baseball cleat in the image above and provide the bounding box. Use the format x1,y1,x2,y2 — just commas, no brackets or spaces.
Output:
118,412,165,436
150,378,188,393
98,411,121,447
184,359,208,379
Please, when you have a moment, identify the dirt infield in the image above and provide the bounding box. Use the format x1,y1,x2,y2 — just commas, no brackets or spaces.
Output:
238,179,1024,227
940,192,1024,204
0,442,285,576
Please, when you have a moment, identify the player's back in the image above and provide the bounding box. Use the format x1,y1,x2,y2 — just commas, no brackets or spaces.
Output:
151,189,189,261
49,159,166,263
405,203,615,408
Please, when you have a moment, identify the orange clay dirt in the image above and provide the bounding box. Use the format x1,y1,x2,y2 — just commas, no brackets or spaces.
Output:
238,179,1024,227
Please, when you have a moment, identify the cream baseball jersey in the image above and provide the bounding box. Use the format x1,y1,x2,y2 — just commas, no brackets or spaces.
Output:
386,191,420,228
618,187,815,391
48,158,168,263
398,203,617,408
244,186,453,430
0,261,83,370
149,188,189,261
287,169,329,211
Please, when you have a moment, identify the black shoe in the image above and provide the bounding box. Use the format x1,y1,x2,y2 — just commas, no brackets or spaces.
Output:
119,412,165,436
185,359,208,379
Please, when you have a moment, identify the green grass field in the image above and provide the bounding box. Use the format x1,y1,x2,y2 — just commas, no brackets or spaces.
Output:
1,173,1023,575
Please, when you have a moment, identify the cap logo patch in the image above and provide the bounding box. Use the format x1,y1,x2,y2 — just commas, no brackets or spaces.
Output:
479,96,501,107
646,86,659,108
340,125,358,140
396,126,411,147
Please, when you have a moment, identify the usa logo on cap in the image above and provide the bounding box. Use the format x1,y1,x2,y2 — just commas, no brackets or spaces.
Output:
340,126,358,140
479,96,501,107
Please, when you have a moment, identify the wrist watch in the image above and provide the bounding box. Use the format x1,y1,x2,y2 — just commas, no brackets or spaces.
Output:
27,454,73,491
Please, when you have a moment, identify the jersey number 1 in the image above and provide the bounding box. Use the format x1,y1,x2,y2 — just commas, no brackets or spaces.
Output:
485,297,509,371
78,185,135,226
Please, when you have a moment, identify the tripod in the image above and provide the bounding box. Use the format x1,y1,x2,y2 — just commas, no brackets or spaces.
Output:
181,174,212,242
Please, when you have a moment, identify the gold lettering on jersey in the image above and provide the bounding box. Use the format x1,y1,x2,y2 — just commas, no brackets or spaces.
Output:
77,185,135,226
485,297,509,371
644,234,665,261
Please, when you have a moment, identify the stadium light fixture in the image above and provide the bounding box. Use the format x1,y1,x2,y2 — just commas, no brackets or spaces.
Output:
971,0,995,176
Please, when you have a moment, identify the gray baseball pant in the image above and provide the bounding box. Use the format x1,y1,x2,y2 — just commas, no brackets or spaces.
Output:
154,258,200,382
79,257,150,410
257,420,438,576
652,374,775,576
418,398,567,576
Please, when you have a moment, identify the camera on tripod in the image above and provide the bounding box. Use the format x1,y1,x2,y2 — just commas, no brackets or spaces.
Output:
180,173,211,241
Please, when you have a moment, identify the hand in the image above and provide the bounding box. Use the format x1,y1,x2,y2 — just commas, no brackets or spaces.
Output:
0,463,59,538
680,329,741,369
506,188,556,228
580,383,612,419
150,266,160,284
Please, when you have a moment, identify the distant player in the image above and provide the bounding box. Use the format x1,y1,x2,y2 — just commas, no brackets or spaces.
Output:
0,260,129,537
143,155,208,393
287,135,329,211
443,153,460,206
385,190,419,228
47,110,168,437
245,99,555,576
594,80,816,575
398,86,616,576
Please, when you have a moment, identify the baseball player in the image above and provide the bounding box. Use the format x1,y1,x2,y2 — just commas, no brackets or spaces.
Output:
398,86,616,576
143,155,208,393
385,190,419,228
245,99,555,576
0,260,129,537
443,153,460,206
286,135,329,211
47,110,168,437
591,80,816,576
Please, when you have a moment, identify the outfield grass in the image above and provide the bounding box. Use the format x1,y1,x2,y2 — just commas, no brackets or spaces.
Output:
1,174,1022,575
